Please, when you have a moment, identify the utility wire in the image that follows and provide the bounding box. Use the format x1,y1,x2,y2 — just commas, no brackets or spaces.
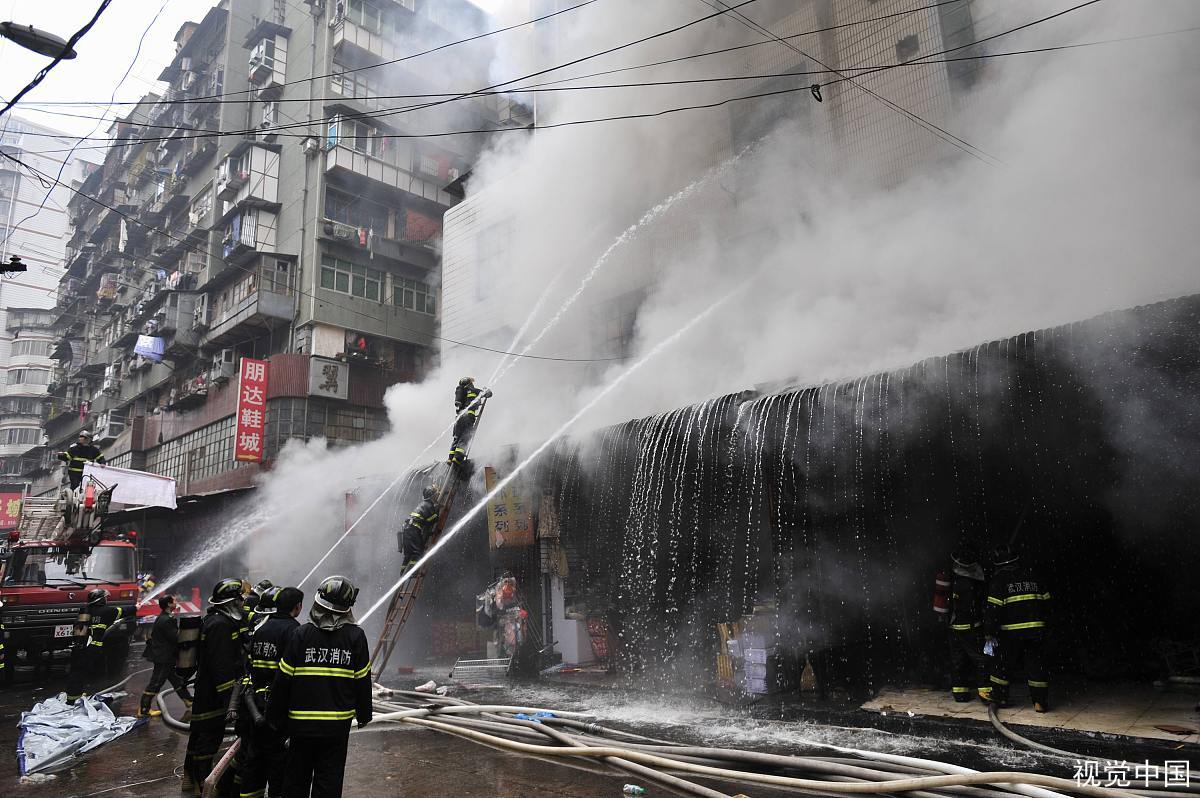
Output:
15,0,963,110
7,3,1142,158
698,0,1000,165
1,0,762,151
0,0,114,118
0,150,625,364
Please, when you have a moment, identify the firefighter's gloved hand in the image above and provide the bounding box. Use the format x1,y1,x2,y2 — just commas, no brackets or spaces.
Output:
482,389,493,398
357,719,370,729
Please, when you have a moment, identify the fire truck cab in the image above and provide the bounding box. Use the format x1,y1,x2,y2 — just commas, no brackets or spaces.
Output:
0,482,139,679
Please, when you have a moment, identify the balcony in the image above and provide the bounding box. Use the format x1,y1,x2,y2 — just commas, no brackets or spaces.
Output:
202,263,294,348
165,371,208,411
332,18,398,66
325,144,457,206
319,219,438,271
221,208,277,263
216,144,280,210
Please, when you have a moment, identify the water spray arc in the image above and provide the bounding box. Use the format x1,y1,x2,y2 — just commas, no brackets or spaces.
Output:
361,292,734,624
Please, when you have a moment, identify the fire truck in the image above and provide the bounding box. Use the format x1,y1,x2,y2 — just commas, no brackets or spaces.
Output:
0,479,139,680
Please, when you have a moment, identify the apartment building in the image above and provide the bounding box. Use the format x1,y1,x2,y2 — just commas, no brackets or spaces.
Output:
39,0,496,530
0,117,98,491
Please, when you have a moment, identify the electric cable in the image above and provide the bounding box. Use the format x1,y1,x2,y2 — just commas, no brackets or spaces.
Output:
0,0,114,119
697,0,1000,166
14,0,964,110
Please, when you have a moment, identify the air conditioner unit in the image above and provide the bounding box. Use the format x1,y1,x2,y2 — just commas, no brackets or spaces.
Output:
210,348,237,383
192,293,210,331
94,411,126,443
181,71,196,92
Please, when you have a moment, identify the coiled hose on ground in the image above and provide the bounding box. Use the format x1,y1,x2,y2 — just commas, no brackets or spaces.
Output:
370,691,1162,798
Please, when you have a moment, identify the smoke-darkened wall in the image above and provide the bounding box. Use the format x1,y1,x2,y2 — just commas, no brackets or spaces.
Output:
539,295,1200,688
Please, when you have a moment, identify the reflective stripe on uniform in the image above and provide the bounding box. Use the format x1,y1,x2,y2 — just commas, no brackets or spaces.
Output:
1003,593,1050,604
950,623,976,631
88,640,104,647
287,709,355,720
986,596,1004,606
1000,621,1046,631
250,659,279,670
951,686,972,694
990,675,1009,686
1027,679,1050,688
279,659,295,676
191,708,227,721
214,678,237,692
288,664,371,679
240,789,266,798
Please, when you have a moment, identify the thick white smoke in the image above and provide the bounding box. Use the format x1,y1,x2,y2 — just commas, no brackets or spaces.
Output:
244,0,1199,603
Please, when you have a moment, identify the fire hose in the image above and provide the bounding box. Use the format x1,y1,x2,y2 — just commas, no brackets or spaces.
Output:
368,694,1153,798
987,705,1200,795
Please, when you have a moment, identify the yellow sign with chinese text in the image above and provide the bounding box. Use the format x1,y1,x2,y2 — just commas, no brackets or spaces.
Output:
483,466,534,548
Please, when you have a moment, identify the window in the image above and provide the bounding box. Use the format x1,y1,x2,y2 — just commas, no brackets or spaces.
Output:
324,187,388,232
10,340,53,358
6,368,50,386
1,427,41,445
347,0,387,33
189,183,213,227
393,277,436,315
896,34,920,63
320,255,381,301
331,62,378,100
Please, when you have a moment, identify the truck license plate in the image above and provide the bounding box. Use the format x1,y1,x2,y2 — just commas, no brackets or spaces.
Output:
53,624,73,638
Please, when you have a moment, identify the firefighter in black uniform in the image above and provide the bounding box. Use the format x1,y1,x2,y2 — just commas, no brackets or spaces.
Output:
268,576,372,798
65,589,123,703
0,597,9,686
183,578,246,795
237,587,303,798
139,594,193,717
57,429,106,490
244,579,274,628
399,486,441,570
983,547,1051,712
448,377,491,465
946,546,989,702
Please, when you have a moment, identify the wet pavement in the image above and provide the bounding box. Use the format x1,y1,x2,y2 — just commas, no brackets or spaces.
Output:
0,655,789,797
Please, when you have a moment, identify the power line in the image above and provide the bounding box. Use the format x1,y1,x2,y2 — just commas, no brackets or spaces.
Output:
697,0,1000,165
6,0,1130,160
0,0,763,153
15,0,964,110
0,0,114,118
0,150,625,364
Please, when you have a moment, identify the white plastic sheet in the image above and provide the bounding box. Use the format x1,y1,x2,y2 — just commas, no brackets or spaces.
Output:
16,693,140,775
82,462,178,509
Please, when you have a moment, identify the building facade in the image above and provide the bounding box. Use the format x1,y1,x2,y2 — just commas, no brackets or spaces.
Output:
0,117,98,489
442,0,986,358
37,0,496,521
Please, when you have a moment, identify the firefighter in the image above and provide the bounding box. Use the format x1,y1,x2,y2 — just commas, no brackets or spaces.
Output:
139,594,193,717
57,429,106,490
65,588,123,703
268,576,372,798
245,579,275,626
449,377,491,457
183,578,246,795
399,486,440,570
946,546,989,703
237,587,303,798
983,547,1051,712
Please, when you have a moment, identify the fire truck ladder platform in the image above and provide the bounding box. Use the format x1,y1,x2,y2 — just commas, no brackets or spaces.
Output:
370,399,489,681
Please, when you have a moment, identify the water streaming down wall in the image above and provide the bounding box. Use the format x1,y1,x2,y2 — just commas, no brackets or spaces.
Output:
539,295,1200,689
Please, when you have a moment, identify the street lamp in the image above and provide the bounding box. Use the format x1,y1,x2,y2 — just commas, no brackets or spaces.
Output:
0,21,77,59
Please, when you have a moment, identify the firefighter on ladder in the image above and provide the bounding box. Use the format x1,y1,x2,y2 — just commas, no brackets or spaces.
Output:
983,547,1051,712
399,485,441,571
268,576,372,798
448,377,491,466
57,429,106,490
